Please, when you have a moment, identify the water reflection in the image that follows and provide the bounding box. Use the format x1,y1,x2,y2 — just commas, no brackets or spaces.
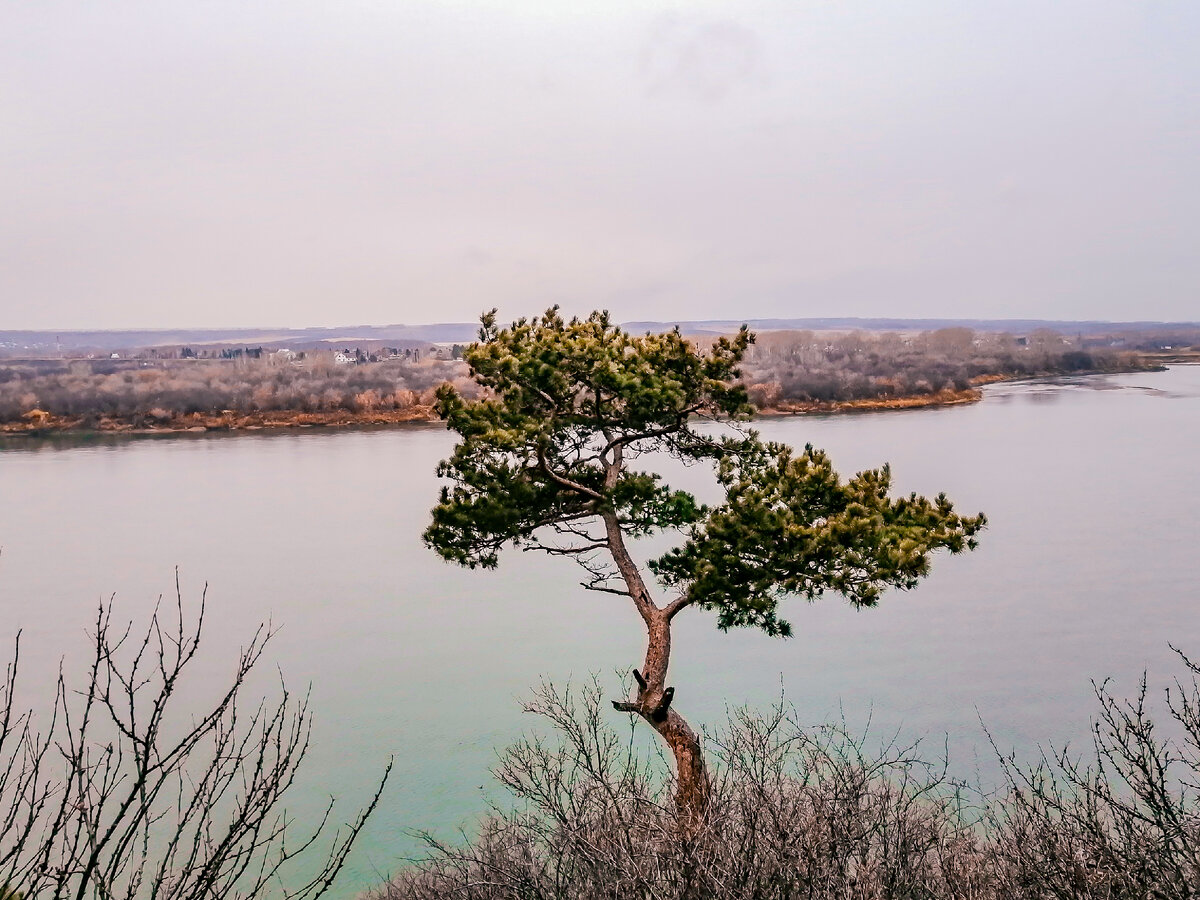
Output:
985,367,1200,402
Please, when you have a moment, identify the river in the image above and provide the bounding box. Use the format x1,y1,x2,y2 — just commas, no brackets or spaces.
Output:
2,366,1198,895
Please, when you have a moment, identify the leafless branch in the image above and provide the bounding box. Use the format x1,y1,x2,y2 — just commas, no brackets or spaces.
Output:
0,578,390,900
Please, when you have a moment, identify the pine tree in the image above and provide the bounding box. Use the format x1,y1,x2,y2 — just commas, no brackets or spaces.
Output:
425,308,985,825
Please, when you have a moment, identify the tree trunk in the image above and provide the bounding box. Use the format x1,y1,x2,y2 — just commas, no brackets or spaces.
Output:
615,611,711,829
651,707,710,829
601,504,710,828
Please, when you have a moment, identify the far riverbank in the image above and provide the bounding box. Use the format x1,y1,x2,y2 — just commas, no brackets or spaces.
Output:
1,366,1176,439
3,327,1175,438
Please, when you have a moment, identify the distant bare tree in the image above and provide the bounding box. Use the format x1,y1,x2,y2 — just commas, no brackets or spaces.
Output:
0,579,390,900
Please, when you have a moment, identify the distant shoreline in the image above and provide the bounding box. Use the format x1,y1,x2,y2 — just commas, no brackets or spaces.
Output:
0,405,440,438
755,386,983,417
2,365,1179,439
752,361,1189,417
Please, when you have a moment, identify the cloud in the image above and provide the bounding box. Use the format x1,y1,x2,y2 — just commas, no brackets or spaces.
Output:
639,14,765,103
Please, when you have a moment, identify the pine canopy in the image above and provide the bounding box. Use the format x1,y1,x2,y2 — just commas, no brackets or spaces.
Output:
425,308,984,636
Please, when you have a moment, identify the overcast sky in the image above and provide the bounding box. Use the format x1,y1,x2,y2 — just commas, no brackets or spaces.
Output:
2,1,1197,330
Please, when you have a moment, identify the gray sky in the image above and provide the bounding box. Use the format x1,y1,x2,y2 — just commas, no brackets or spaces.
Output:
2,0,1197,329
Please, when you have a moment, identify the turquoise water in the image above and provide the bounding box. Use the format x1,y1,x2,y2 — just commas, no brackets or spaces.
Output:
2,366,1198,895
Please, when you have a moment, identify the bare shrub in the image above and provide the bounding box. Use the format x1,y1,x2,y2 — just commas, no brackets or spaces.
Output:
354,389,383,412
982,648,1200,898
391,390,418,410
0,580,389,899
745,381,782,408
377,680,987,900
378,654,1200,900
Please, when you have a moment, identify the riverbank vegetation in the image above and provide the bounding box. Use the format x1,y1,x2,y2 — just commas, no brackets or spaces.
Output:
739,327,1156,412
0,326,1167,434
0,355,470,433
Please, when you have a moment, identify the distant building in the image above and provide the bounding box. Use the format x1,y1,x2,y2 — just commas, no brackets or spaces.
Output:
334,351,355,365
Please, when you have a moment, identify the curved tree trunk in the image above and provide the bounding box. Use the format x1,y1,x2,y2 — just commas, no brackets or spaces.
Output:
601,498,710,828
613,610,710,829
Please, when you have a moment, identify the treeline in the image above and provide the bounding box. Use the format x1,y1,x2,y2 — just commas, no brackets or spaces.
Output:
0,355,475,426
741,327,1153,407
0,327,1163,428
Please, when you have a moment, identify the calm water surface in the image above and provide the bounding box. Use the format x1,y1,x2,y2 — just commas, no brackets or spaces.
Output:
2,367,1199,895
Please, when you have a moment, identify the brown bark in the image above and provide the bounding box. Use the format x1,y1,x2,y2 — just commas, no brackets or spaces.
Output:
612,612,710,828
597,444,710,826
604,508,710,828
654,706,710,828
